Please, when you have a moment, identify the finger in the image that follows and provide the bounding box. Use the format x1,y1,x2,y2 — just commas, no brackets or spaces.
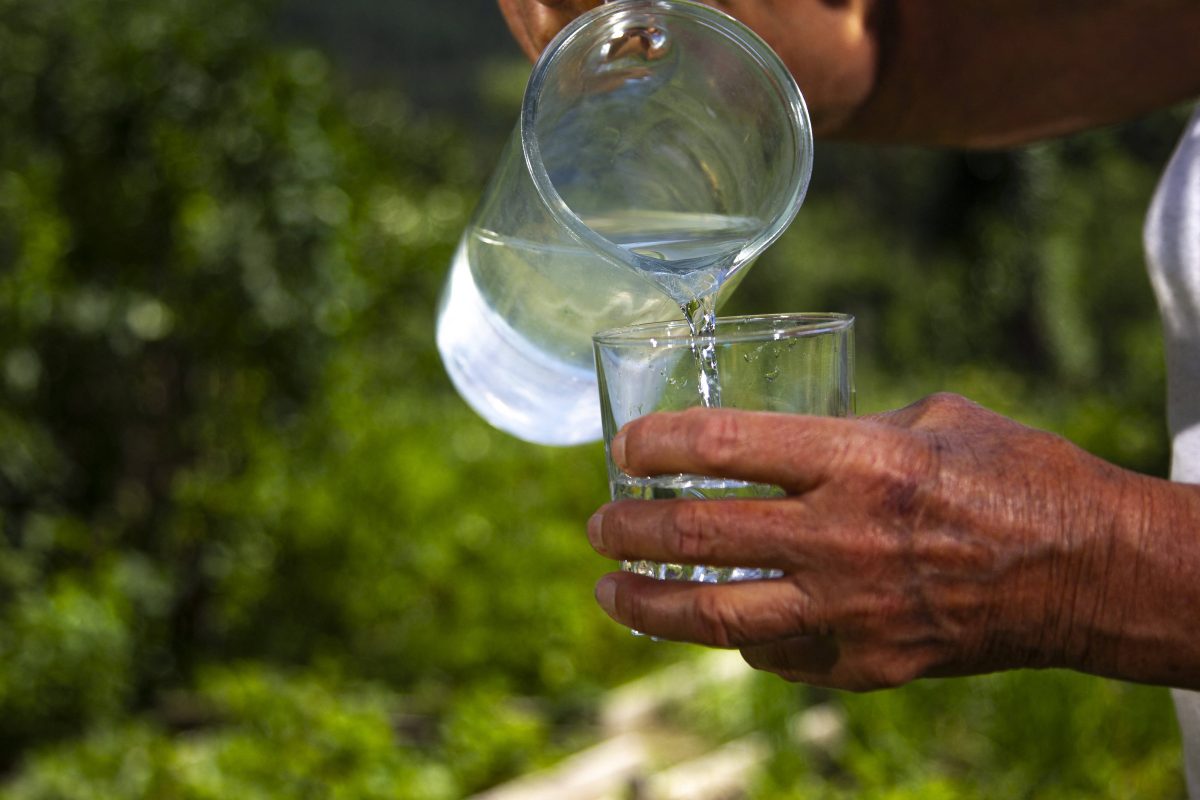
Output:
741,638,933,692
612,408,886,492
589,497,812,569
595,571,824,648
536,0,602,10
740,635,842,684
497,0,602,60
496,0,539,59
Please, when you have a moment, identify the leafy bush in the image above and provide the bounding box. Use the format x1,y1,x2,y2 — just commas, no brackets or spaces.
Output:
0,0,1187,795
5,666,457,799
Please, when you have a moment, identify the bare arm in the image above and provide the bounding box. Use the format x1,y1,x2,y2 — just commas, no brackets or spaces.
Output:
499,0,1200,147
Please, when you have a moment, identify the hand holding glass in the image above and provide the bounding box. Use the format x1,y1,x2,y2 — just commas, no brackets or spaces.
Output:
593,313,854,582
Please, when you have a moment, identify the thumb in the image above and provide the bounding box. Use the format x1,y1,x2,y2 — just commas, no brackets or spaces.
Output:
498,0,605,61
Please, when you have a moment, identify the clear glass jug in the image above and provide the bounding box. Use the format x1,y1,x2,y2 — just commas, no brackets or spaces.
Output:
436,0,813,445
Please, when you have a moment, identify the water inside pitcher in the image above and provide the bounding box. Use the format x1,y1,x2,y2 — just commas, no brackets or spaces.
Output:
436,0,812,445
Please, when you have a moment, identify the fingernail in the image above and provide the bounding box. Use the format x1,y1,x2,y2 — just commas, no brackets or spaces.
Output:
587,510,606,554
595,576,616,614
610,431,627,469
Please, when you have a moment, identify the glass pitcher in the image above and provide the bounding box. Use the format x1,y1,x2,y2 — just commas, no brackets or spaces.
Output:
436,0,813,445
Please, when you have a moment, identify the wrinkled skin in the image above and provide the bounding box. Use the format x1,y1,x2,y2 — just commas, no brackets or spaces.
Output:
587,396,1200,691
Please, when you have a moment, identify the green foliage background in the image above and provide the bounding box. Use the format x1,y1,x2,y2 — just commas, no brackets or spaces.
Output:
0,0,1189,796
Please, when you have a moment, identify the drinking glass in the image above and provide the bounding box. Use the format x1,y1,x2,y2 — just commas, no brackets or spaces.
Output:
593,313,854,582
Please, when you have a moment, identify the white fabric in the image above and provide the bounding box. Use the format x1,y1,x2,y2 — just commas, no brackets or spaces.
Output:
1144,103,1200,798
1180,687,1200,799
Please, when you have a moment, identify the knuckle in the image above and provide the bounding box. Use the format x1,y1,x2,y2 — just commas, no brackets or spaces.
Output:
667,503,710,562
924,391,968,410
692,592,742,648
863,654,923,690
686,410,741,474
748,660,806,684
921,392,977,419
897,392,977,431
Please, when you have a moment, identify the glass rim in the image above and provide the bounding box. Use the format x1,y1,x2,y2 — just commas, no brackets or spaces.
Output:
592,312,854,347
520,0,813,277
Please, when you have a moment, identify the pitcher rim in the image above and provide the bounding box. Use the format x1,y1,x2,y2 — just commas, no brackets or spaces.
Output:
520,0,814,279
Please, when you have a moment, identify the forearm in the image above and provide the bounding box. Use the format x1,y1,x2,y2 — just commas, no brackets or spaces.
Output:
723,0,1200,147
835,0,1200,147
1064,473,1200,690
